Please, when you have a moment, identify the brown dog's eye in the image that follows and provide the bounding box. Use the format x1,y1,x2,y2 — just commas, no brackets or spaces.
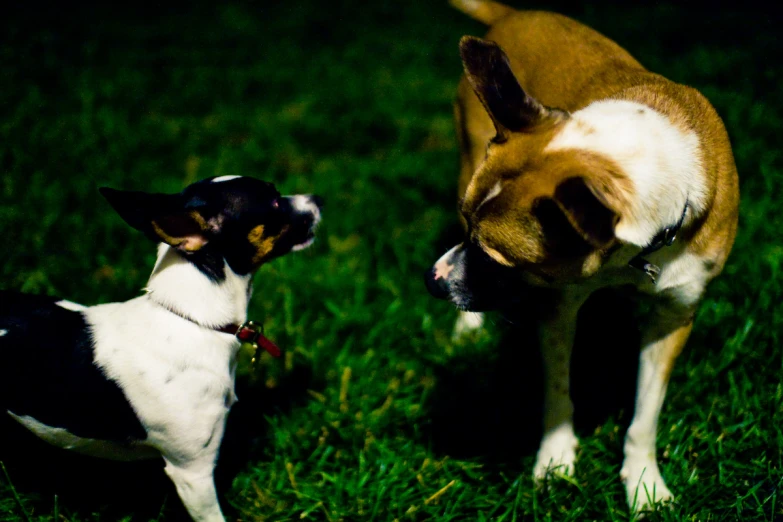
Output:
271,199,280,209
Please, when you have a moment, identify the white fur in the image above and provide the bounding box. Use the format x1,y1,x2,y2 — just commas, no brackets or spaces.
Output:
292,239,314,252
645,250,709,307
621,335,677,510
0,329,6,336
10,245,249,522
165,457,225,522
7,411,157,461
476,181,503,211
538,104,708,509
87,247,245,463
145,244,251,328
291,195,322,224
451,0,482,11
211,175,242,183
289,195,322,251
444,99,715,514
534,422,579,479
533,293,584,479
56,300,88,311
546,100,707,248
434,244,460,283
452,311,484,340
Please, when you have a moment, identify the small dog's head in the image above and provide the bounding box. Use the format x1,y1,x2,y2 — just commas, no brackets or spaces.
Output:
425,37,632,311
100,175,323,277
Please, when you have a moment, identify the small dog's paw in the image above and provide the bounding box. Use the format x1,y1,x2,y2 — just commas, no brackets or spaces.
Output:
621,457,674,514
451,311,484,342
533,425,578,481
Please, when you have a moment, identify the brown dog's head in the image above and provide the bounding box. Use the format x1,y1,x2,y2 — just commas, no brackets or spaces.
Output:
425,37,632,311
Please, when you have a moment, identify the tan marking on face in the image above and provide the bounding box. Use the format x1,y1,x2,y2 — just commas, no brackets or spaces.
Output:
476,181,503,211
581,251,603,277
188,211,208,229
248,224,289,264
482,245,514,267
151,211,208,252
151,221,184,247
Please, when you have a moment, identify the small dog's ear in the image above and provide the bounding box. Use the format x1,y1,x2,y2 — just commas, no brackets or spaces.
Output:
99,187,209,252
551,177,618,248
459,36,556,136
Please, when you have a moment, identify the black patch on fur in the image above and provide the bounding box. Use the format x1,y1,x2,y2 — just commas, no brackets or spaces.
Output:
0,291,147,442
447,243,529,311
533,197,595,259
553,177,617,248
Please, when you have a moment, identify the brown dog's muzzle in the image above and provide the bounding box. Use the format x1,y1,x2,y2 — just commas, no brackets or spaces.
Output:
424,244,465,301
424,265,450,300
425,242,530,312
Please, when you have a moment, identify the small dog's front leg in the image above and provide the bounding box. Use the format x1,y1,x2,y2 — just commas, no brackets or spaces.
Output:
622,307,693,512
533,294,585,481
163,456,225,522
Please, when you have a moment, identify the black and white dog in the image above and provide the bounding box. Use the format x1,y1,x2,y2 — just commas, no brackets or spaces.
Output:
0,175,322,522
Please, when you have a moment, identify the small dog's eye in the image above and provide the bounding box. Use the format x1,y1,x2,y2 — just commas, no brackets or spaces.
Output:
272,199,280,209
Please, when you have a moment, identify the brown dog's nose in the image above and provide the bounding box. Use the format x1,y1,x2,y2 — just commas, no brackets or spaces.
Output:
424,266,450,300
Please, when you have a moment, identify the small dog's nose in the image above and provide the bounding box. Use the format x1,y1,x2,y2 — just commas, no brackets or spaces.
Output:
311,195,325,209
424,266,450,300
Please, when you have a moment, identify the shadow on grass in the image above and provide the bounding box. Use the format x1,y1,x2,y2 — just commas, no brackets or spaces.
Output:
0,362,314,521
423,281,642,467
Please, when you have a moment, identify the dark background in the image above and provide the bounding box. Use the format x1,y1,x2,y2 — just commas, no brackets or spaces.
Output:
1,1,781,521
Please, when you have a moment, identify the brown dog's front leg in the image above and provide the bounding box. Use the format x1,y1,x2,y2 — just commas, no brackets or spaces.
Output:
622,307,693,512
533,291,587,481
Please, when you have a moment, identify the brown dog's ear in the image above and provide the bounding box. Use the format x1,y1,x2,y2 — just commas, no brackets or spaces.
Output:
459,36,551,136
550,177,619,248
100,187,210,252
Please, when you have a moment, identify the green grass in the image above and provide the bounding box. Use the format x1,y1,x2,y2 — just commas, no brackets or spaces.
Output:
1,1,781,520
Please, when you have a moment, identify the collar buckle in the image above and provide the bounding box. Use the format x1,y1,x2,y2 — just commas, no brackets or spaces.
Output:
628,202,688,284
236,320,282,360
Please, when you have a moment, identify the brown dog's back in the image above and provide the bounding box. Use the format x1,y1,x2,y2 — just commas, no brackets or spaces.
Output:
452,0,655,109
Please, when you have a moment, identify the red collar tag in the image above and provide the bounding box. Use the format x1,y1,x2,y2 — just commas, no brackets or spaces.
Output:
236,321,282,360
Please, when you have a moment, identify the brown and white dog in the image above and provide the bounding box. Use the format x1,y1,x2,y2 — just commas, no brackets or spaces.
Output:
425,0,739,511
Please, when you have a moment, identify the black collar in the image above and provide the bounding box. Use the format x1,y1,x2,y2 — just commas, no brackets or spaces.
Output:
628,201,689,283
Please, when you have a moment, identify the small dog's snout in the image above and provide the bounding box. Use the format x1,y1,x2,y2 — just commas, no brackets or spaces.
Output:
424,266,450,300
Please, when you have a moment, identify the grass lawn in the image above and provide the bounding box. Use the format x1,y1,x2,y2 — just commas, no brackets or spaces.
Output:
1,0,781,520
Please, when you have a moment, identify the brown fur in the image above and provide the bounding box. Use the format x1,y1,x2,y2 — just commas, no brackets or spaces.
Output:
441,0,740,507
151,211,210,252
658,322,693,383
455,9,738,276
248,224,288,264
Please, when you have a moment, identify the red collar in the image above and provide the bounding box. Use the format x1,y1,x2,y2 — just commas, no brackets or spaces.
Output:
218,321,282,358
156,301,282,359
